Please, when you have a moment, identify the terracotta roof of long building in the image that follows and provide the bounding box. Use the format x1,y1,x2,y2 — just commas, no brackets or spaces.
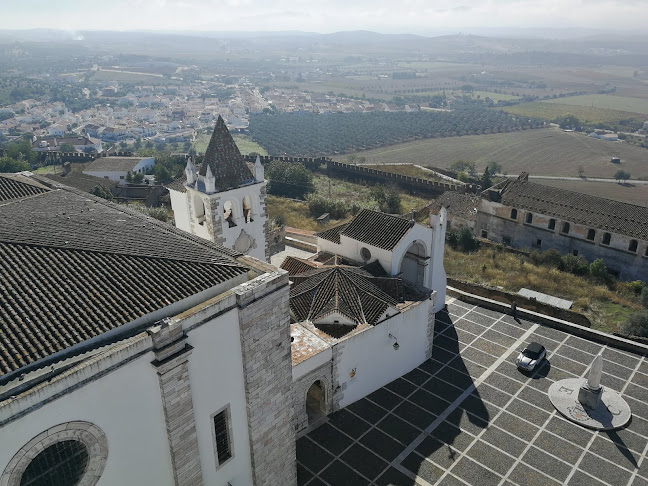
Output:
198,115,253,190
317,209,413,250
496,174,648,240
0,174,49,203
0,176,249,376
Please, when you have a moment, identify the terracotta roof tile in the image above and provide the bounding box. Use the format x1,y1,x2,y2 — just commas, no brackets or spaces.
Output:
0,174,49,202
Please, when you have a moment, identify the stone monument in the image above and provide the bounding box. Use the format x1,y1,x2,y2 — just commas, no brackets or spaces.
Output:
548,353,631,430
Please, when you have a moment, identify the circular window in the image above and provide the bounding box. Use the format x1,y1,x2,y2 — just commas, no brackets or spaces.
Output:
2,422,107,486
20,440,89,486
360,247,371,261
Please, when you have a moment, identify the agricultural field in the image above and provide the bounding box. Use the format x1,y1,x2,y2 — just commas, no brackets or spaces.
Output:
91,69,177,84
192,133,267,155
501,101,646,124
364,164,445,182
342,128,648,179
540,94,648,116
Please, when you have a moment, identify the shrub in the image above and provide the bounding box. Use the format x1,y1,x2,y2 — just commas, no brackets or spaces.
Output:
91,185,113,200
447,231,459,249
560,254,589,276
641,287,648,308
266,161,314,199
620,311,648,337
307,195,350,219
370,184,401,214
530,248,562,268
273,214,286,227
458,228,479,252
589,259,608,280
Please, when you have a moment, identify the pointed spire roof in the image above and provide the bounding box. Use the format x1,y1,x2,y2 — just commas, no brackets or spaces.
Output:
199,115,253,190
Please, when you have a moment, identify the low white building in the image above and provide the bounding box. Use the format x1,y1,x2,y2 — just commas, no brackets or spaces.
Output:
285,208,448,430
82,156,155,183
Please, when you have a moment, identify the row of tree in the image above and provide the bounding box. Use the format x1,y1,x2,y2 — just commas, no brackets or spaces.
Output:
249,104,543,156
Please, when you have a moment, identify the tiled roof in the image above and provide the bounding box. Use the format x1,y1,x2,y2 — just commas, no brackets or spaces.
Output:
0,180,249,376
319,209,413,250
44,171,118,194
199,115,254,190
280,256,320,275
289,265,402,334
430,192,481,222
0,174,49,202
84,157,147,172
500,177,648,240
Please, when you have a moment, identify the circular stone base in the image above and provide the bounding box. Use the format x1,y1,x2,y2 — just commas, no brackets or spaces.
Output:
548,378,631,430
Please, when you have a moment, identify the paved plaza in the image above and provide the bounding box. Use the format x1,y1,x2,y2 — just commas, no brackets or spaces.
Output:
296,298,648,486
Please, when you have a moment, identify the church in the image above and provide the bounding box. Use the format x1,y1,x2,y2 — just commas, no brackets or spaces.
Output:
0,119,448,486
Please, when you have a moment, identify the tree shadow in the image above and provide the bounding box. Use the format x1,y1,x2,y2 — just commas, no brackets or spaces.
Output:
376,307,491,485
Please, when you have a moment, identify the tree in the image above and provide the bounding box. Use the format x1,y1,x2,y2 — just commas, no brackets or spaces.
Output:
0,156,30,173
487,162,503,175
266,161,314,199
370,184,401,214
621,311,648,337
480,166,492,189
126,171,134,183
59,143,76,153
133,172,145,183
5,140,37,164
450,160,476,177
589,259,607,281
458,227,479,252
577,166,585,178
614,170,631,183
91,185,113,200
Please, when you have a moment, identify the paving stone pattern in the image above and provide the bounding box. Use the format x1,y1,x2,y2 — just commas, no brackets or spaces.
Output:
296,298,648,485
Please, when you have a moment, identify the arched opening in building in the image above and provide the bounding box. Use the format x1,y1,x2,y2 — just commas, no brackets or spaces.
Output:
629,240,638,252
510,208,518,220
306,381,326,425
242,195,254,223
400,241,427,287
223,200,237,228
193,193,206,225
20,440,89,486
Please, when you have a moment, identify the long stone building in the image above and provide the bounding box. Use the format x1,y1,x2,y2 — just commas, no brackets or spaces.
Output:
475,173,648,281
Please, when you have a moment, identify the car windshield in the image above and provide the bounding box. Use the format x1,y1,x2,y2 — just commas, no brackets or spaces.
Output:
522,343,544,359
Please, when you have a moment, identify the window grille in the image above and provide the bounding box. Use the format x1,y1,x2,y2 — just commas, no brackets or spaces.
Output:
214,410,232,465
20,440,89,486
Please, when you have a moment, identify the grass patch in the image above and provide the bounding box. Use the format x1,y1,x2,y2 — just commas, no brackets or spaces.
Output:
34,165,61,175
444,246,641,333
192,133,268,155
267,196,345,231
541,94,648,116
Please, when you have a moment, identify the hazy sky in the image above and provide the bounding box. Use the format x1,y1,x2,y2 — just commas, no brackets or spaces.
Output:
2,0,647,33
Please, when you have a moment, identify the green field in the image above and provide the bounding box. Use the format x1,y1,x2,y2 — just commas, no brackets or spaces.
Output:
92,69,180,84
192,133,268,156
341,128,648,179
501,102,646,124
540,94,648,116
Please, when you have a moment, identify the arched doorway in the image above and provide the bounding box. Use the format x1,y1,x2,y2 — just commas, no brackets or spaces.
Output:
306,381,326,425
400,241,427,287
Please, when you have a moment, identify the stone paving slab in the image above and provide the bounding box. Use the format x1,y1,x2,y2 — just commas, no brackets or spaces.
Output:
297,298,648,486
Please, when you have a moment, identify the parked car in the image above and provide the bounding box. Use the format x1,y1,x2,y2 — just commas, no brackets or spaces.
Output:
516,342,546,371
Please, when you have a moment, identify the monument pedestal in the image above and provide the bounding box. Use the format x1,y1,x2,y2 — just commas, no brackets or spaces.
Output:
578,384,602,409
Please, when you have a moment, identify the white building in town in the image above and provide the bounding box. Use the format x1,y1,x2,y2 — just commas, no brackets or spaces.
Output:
82,156,155,183
168,115,268,262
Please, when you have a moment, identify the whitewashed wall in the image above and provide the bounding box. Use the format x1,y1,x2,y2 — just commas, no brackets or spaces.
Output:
170,188,191,233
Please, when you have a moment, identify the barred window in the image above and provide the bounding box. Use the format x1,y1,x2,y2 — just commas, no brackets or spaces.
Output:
213,409,232,465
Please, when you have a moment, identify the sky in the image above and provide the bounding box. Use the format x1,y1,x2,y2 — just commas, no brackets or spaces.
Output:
1,0,647,34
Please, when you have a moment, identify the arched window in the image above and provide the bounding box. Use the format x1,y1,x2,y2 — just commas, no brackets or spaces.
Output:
242,195,254,223
548,219,556,230
193,193,205,225
602,233,611,245
587,229,595,241
20,440,89,486
629,240,638,252
223,200,237,228
562,222,570,234
510,208,518,220
525,213,533,224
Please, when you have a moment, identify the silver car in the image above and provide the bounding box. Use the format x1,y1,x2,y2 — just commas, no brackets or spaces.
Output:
516,342,546,371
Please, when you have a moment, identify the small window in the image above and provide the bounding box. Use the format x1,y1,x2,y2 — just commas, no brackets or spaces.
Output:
572,249,579,256
213,408,232,466
629,240,638,252
481,230,488,239
525,213,533,224
587,229,595,241
562,222,570,234
503,236,512,245
119,175,124,180
534,239,542,248
360,247,371,261
602,233,611,245
510,208,518,220
548,219,556,230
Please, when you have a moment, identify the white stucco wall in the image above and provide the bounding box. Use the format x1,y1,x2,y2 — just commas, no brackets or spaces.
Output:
186,308,254,486
170,188,191,233
335,300,430,408
0,350,176,486
293,347,332,381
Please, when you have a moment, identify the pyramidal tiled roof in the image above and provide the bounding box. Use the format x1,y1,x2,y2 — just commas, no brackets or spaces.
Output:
198,115,253,190
289,265,402,332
